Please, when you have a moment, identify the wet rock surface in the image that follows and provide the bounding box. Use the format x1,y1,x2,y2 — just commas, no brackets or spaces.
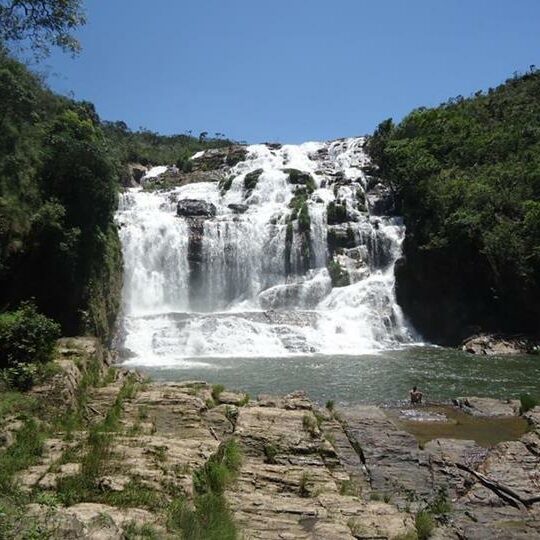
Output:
176,198,217,218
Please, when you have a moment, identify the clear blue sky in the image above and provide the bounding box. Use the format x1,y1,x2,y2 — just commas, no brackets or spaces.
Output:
44,0,540,143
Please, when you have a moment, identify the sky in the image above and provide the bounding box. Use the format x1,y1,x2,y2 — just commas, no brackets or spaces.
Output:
43,0,540,144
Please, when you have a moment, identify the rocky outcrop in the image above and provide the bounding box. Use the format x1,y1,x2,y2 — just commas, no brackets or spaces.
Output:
120,163,148,187
6,344,540,540
340,400,540,539
462,334,538,355
177,199,217,218
190,145,247,171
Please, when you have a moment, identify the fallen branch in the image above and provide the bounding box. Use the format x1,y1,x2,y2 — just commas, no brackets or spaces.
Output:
456,463,540,509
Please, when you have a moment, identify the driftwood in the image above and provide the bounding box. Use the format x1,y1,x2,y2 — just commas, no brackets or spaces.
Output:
457,463,540,509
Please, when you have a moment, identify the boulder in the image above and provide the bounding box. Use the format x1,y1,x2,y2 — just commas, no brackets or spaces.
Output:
228,203,249,214
462,334,537,355
177,199,216,218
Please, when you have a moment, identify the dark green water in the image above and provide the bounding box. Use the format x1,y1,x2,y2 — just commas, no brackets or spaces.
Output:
139,346,540,406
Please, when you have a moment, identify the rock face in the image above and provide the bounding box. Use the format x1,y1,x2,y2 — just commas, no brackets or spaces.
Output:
177,199,217,218
190,145,247,171
462,334,538,355
341,401,540,540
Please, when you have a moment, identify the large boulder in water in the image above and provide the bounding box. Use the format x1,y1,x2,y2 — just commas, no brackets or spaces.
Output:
177,199,216,218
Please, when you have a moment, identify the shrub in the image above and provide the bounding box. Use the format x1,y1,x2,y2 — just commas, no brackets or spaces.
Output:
520,393,538,414
1,362,38,390
193,439,243,496
211,384,225,402
415,510,435,540
328,259,350,288
326,201,348,224
429,487,451,515
302,413,318,436
325,400,335,411
263,444,278,464
299,472,311,497
0,302,60,371
168,493,238,540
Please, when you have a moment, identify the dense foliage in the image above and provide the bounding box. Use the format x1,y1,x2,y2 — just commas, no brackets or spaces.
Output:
0,48,121,341
0,47,238,352
0,301,60,389
367,69,540,342
0,302,60,369
0,0,85,57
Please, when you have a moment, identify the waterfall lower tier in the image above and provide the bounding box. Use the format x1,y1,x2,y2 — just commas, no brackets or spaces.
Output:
115,138,416,365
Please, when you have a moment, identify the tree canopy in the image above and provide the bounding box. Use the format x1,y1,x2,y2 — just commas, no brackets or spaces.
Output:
367,69,540,343
0,0,85,57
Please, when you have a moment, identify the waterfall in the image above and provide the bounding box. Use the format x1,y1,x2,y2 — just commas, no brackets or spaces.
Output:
115,137,416,365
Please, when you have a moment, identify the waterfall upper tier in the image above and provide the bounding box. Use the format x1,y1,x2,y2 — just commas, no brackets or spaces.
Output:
116,138,416,364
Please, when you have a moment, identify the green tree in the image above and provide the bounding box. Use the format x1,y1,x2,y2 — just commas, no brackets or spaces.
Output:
0,0,86,57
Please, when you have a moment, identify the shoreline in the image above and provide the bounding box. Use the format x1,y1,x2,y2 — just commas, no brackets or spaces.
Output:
1,337,539,538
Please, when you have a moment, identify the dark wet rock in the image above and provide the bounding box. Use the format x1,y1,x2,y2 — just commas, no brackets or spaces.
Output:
326,201,349,225
191,145,247,171
120,163,147,187
265,142,282,150
366,181,395,216
177,199,216,218
228,203,249,214
244,168,263,195
462,334,538,355
282,168,315,188
327,225,356,254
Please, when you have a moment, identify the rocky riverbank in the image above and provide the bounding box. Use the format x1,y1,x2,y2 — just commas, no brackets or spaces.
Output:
1,339,539,539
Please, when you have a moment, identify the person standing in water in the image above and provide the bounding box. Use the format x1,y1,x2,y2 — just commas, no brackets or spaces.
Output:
410,385,423,404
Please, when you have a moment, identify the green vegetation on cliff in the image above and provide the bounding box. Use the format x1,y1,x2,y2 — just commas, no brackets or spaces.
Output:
0,44,232,349
367,69,540,343
0,47,121,342
102,121,234,173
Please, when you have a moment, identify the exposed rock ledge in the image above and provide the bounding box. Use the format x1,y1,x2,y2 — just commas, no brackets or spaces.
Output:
2,338,539,539
462,333,539,355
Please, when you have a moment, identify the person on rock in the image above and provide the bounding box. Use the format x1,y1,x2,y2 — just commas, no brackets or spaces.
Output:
410,385,423,405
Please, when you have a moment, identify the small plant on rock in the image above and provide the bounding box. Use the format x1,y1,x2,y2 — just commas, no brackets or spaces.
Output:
299,471,311,498
520,393,538,414
302,413,318,437
263,444,279,464
415,510,435,540
212,384,225,402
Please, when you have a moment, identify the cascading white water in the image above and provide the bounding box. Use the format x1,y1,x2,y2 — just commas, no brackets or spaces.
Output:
115,138,416,366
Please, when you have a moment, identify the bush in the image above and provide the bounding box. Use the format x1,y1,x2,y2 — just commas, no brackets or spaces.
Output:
0,302,60,371
211,384,225,402
193,439,243,496
302,413,318,436
520,393,538,414
1,362,38,390
415,510,435,540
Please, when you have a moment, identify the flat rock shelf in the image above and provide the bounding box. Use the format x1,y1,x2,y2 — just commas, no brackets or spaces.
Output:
2,339,539,539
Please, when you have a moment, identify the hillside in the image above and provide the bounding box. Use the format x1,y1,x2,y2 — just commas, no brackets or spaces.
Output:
366,69,540,344
0,49,232,342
